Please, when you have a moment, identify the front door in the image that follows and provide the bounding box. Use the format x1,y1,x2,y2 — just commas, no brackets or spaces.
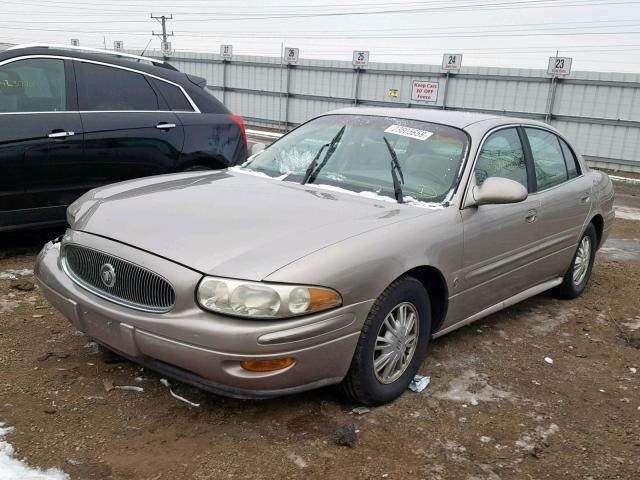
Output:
0,56,83,230
75,60,185,186
456,127,543,321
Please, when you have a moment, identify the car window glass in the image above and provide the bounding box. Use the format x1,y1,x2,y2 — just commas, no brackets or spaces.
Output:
152,79,193,111
525,128,568,191
77,62,159,111
0,58,66,113
474,128,527,189
244,114,468,204
559,138,580,179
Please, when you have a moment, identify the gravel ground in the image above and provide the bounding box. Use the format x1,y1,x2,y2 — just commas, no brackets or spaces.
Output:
0,218,639,480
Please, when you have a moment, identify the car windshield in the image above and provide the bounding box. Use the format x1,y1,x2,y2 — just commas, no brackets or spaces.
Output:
240,114,469,205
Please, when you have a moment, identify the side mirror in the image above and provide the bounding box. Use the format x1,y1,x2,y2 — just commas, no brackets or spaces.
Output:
250,142,266,156
472,177,528,205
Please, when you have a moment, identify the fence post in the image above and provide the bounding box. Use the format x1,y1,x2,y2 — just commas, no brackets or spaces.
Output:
545,76,558,122
221,59,228,105
353,68,361,106
284,64,291,131
441,71,450,110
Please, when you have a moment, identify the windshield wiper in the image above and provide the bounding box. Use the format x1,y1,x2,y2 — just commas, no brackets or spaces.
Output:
383,136,405,203
301,125,346,185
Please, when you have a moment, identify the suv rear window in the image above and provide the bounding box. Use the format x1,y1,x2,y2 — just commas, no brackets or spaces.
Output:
76,62,159,111
152,78,193,111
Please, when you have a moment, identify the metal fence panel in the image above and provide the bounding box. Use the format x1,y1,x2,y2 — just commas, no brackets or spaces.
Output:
140,49,640,171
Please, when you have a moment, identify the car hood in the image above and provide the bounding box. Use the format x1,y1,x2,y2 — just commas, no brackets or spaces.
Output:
71,170,436,280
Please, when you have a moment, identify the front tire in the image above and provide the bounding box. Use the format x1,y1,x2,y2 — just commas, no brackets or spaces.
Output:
553,223,597,299
340,276,431,406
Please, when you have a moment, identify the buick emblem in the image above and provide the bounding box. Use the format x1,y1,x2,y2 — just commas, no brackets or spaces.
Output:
100,263,116,288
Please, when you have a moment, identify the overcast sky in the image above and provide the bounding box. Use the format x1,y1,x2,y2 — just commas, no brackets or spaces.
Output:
3,0,640,72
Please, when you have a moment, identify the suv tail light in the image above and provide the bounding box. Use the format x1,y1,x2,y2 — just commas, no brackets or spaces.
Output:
228,114,247,148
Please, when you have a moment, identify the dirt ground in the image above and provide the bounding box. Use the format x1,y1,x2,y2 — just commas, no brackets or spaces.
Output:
1,217,639,479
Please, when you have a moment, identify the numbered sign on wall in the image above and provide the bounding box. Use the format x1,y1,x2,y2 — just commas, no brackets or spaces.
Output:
285,47,299,64
442,54,462,72
113,41,124,51
411,80,439,103
352,51,370,68
161,42,172,56
220,45,233,60
547,57,572,76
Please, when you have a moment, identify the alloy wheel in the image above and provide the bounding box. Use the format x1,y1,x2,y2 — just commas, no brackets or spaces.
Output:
373,302,420,384
573,236,592,285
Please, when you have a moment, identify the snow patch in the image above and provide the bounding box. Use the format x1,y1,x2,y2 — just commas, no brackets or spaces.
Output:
286,452,307,469
227,166,288,181
615,206,640,221
0,293,36,314
621,316,640,331
228,167,445,209
515,423,560,454
0,269,33,280
434,370,515,404
312,184,444,209
527,310,571,334
0,423,69,480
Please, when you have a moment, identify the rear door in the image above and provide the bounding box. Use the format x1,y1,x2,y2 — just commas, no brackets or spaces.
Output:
522,127,593,276
75,60,185,186
0,56,83,230
457,127,543,319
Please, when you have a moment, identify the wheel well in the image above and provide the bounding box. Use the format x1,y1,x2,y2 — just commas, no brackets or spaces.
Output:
404,266,449,334
590,214,604,247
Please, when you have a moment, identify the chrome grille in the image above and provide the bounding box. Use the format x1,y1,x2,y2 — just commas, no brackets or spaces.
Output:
63,244,175,313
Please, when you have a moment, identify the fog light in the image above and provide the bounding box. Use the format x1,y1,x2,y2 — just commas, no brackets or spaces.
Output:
240,358,295,372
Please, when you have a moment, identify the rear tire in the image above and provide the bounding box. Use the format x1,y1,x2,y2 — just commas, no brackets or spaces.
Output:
340,276,431,406
553,223,597,299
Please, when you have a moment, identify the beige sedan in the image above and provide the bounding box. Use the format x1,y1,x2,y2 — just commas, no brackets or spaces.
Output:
35,108,615,405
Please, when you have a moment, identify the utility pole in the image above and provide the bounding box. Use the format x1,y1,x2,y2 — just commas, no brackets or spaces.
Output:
151,14,174,58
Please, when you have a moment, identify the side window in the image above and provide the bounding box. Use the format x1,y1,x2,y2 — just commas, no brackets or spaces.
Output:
525,128,568,191
475,128,527,189
152,78,194,111
0,58,66,113
559,138,580,179
77,62,159,111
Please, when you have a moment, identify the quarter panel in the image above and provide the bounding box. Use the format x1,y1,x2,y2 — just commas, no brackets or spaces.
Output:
176,112,247,167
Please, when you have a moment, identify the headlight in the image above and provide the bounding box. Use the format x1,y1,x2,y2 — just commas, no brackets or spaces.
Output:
197,276,342,318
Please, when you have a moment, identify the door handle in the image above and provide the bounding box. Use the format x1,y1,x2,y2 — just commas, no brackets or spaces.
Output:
525,209,538,223
156,122,177,130
579,194,591,204
48,130,75,139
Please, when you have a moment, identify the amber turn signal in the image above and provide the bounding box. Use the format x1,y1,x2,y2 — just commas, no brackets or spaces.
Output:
307,287,341,312
240,357,295,372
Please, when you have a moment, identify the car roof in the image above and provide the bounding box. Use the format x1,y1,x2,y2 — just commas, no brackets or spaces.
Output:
325,107,550,130
0,46,184,81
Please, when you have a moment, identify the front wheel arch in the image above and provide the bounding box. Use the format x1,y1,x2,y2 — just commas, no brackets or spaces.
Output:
398,265,448,335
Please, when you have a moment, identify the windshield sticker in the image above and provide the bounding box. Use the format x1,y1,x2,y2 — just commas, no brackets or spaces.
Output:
384,124,433,141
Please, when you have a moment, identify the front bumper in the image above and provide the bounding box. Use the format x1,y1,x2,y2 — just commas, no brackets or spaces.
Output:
35,230,373,399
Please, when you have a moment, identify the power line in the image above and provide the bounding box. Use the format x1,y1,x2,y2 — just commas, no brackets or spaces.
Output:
8,0,640,19
3,23,640,39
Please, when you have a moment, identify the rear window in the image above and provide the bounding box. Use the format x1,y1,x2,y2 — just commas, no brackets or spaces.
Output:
152,78,194,111
77,62,159,111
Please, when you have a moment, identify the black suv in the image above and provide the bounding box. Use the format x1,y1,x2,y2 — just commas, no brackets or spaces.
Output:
0,44,247,232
